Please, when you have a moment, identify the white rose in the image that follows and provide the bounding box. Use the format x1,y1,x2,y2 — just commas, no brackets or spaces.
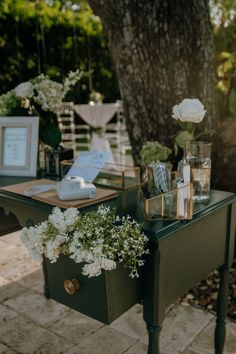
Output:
15,82,33,99
172,98,206,123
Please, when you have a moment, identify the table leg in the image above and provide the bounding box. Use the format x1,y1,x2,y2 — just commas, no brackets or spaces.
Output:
143,243,164,354
214,264,229,354
42,257,50,299
146,324,162,354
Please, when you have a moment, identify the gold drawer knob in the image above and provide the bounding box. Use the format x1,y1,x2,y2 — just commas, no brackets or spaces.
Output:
64,279,80,295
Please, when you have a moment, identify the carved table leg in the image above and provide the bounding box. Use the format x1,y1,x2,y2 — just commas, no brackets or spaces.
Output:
146,324,162,354
214,265,229,354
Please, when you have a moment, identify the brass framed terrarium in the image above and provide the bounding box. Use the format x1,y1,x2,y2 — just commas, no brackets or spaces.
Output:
61,161,140,190
94,163,140,190
138,167,193,220
138,183,193,220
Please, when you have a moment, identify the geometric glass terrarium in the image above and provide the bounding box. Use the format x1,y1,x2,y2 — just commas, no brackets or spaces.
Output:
138,182,193,220
61,161,140,190
139,166,193,220
94,163,140,190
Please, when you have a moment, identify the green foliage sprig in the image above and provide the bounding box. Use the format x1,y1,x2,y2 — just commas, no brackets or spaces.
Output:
140,141,171,165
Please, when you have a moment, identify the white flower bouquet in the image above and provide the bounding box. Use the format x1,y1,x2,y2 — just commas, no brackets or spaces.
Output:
0,69,86,148
0,70,84,116
20,205,149,278
16,70,84,113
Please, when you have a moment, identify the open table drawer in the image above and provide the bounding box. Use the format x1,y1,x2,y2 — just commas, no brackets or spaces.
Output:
45,255,143,324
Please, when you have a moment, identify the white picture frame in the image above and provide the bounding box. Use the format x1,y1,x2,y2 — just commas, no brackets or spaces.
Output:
0,116,39,177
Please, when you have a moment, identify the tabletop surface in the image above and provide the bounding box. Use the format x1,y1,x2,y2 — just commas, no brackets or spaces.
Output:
134,188,235,242
0,176,235,243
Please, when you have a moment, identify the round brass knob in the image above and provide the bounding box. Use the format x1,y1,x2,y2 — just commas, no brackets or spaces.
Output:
64,279,80,295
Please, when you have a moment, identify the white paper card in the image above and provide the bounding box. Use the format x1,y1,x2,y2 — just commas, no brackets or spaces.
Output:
177,182,185,218
177,182,191,218
66,151,112,182
3,127,28,167
183,164,190,184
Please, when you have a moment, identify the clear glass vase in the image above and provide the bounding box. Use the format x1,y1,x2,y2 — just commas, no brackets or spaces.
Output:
183,141,212,203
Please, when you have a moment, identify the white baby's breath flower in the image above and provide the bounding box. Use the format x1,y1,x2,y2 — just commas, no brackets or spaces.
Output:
48,207,67,233
172,98,206,123
82,261,102,278
101,257,116,271
97,205,111,216
72,230,84,240
44,234,67,263
36,220,48,235
20,227,43,261
64,208,79,227
70,247,94,264
63,69,83,93
34,79,64,112
20,205,149,279
81,256,116,278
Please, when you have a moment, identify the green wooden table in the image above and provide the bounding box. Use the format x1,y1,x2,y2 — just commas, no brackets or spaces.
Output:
0,176,235,354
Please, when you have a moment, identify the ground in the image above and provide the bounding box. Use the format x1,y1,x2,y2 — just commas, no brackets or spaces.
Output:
0,231,236,354
181,260,236,322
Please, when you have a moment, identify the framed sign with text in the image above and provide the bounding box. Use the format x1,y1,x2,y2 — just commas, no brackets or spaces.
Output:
0,117,39,176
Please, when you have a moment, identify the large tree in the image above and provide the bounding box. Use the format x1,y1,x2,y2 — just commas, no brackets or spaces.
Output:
87,0,217,166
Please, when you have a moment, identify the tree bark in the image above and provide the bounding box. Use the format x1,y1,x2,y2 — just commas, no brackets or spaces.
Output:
212,119,236,193
87,0,217,166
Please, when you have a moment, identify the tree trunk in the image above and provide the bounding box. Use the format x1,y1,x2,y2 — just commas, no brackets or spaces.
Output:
211,119,236,193
87,0,217,166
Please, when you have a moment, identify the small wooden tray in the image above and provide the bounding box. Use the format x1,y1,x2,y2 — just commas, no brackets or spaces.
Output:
0,179,117,209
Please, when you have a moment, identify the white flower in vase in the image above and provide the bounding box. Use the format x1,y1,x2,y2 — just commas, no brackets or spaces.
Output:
172,98,206,123
172,98,207,149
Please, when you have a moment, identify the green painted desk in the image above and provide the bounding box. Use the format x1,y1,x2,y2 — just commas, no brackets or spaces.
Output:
0,176,235,354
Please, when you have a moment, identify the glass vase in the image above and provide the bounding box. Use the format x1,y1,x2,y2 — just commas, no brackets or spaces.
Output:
183,141,212,203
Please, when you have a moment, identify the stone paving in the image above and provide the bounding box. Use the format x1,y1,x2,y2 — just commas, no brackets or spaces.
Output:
0,231,236,354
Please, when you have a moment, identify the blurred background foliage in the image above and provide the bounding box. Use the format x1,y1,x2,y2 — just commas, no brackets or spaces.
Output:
0,0,119,103
1,0,236,115
210,0,236,117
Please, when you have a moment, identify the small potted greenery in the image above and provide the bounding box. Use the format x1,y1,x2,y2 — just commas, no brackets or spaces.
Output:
140,141,172,197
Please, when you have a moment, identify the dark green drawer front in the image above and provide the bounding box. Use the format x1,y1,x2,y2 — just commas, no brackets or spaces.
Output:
159,207,229,309
46,255,143,324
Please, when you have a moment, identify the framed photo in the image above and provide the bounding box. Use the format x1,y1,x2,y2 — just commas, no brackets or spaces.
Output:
0,116,39,177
